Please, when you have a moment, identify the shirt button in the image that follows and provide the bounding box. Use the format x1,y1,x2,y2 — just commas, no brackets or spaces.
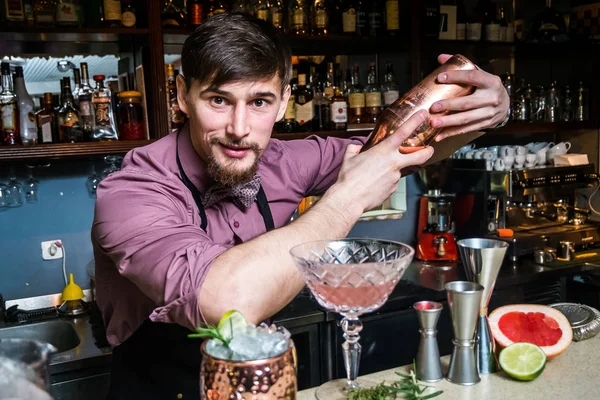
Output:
233,221,240,228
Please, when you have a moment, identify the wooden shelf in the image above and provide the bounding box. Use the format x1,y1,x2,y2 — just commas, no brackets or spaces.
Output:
491,121,597,135
0,27,149,42
163,29,409,55
273,129,371,141
0,140,154,163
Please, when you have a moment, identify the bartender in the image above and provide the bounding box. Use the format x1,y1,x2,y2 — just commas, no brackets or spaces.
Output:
92,12,509,400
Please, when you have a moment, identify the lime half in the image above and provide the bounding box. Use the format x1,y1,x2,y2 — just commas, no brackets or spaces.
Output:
499,342,547,381
217,310,247,342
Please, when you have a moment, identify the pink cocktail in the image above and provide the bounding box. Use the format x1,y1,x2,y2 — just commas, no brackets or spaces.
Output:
290,239,414,399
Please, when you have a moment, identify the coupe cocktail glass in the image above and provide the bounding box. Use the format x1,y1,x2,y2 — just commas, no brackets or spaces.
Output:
290,238,414,400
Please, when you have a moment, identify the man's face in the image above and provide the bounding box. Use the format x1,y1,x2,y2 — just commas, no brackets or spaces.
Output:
177,75,290,186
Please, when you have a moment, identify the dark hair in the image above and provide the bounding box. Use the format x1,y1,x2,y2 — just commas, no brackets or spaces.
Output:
181,13,292,94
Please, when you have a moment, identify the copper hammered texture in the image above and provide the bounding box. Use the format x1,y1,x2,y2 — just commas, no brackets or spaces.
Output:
200,340,297,400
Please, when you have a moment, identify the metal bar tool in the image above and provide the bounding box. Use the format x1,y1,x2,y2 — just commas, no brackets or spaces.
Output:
414,301,443,382
445,281,484,385
457,238,508,374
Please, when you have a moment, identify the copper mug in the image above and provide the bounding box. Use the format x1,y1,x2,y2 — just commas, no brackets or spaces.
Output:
361,54,479,169
200,339,297,400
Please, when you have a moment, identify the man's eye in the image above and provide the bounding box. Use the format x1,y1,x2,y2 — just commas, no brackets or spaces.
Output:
254,99,272,107
211,96,227,106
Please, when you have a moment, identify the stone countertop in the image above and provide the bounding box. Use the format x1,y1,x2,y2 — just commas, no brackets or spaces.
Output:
298,335,600,400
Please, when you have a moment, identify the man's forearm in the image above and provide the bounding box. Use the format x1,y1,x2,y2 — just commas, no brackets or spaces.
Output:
198,192,361,325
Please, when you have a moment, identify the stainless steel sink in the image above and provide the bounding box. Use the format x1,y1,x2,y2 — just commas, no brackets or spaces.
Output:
0,321,80,353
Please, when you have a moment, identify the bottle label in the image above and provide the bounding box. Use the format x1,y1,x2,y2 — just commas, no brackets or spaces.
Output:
103,0,121,20
456,23,466,40
349,93,365,108
485,23,500,41
292,10,304,27
331,101,348,123
366,92,382,107
316,9,327,28
369,11,381,29
257,9,269,21
21,105,36,138
466,22,482,41
189,4,203,25
5,0,24,18
324,86,334,99
506,24,514,42
1,103,17,129
93,98,111,125
383,90,400,106
272,11,283,27
56,2,79,22
342,9,356,32
284,97,295,119
121,10,136,27
41,121,53,143
80,101,92,116
295,101,313,124
386,0,399,30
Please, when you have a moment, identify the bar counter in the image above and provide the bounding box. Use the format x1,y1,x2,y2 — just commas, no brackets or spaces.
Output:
298,335,600,399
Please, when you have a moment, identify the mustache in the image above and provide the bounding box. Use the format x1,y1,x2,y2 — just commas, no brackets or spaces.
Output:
209,137,260,152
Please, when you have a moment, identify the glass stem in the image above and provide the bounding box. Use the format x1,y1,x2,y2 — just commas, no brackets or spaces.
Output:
341,316,363,391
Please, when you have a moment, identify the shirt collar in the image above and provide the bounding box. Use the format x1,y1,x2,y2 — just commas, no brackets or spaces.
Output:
176,123,209,194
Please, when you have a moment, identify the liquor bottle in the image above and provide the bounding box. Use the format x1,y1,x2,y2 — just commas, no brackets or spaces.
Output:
367,0,383,36
348,64,366,124
527,0,568,43
355,0,367,36
288,0,308,35
36,93,59,144
13,67,37,146
483,1,500,42
364,63,382,123
277,68,299,133
562,85,572,122
206,0,227,18
341,0,356,36
33,0,56,26
385,0,399,36
79,93,94,140
23,0,34,25
330,70,347,130
79,63,94,97
55,0,81,27
103,0,121,27
166,64,185,134
57,78,83,143
0,63,21,146
456,0,466,40
323,62,335,100
2,0,25,25
72,68,81,106
422,0,439,38
505,2,514,42
466,0,483,41
312,0,329,35
498,6,507,42
82,0,103,28
91,75,118,141
188,0,203,27
312,81,330,131
381,62,399,107
255,0,269,21
231,0,250,14
342,68,351,99
270,0,283,29
161,0,185,28
120,0,137,28
295,74,313,132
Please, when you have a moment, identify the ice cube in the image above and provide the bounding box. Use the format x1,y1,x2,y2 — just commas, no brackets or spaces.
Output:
228,334,262,360
206,339,232,360
269,339,288,358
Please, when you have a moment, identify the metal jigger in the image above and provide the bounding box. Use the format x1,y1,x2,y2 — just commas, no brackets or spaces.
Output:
413,301,443,382
445,281,484,385
457,238,508,374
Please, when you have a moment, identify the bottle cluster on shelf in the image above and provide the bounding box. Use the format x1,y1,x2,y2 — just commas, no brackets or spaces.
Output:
0,0,139,29
275,59,400,134
161,0,402,37
503,74,589,123
0,61,147,147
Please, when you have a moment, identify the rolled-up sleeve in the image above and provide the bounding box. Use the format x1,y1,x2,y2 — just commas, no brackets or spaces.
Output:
283,135,369,196
92,169,229,331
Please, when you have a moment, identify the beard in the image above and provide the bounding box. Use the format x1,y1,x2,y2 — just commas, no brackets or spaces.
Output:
206,137,262,187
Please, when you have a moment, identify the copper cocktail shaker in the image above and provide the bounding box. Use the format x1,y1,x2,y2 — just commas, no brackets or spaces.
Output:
361,54,477,154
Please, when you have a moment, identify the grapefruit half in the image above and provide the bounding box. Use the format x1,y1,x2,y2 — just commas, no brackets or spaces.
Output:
489,304,572,359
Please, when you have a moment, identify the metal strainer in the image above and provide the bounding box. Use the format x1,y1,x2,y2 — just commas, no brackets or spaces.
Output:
550,302,600,341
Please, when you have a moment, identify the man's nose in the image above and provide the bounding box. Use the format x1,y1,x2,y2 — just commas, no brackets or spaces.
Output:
226,104,250,138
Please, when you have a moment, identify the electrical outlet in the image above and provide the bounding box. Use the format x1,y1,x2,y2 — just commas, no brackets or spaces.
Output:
41,240,63,260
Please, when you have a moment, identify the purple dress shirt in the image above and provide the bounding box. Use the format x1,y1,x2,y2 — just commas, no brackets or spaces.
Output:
92,124,366,347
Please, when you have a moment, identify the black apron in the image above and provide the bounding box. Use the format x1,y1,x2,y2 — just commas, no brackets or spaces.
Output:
106,132,275,399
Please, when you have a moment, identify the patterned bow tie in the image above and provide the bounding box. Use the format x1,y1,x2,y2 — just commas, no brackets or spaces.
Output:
202,174,261,209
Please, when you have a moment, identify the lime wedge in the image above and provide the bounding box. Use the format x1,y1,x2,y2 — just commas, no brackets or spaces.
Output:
499,342,547,381
217,310,247,342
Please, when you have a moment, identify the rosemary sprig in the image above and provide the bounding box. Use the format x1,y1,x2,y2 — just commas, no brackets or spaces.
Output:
187,324,231,346
347,360,443,400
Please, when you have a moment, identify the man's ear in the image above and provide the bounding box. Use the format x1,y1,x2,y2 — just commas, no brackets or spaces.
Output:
176,75,189,116
275,84,291,122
